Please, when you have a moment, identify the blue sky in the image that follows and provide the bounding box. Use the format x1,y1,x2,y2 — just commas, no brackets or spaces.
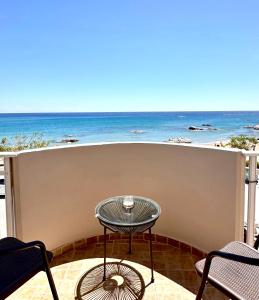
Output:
0,1,258,112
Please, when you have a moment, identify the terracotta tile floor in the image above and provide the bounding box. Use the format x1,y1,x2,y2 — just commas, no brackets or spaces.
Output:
7,239,228,300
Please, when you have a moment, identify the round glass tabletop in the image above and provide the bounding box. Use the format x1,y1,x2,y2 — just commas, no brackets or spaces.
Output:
95,195,161,228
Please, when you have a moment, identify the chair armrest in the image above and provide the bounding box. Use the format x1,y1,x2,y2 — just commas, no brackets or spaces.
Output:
206,250,259,266
0,240,47,255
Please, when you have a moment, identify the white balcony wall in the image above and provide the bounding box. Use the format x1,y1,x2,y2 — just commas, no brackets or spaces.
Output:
12,143,245,252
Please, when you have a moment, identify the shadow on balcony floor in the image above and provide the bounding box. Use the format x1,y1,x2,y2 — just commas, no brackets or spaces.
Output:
7,238,228,300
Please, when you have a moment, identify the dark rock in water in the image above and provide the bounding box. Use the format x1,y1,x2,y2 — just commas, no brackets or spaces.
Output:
61,138,79,143
244,124,259,130
188,126,204,131
189,125,218,131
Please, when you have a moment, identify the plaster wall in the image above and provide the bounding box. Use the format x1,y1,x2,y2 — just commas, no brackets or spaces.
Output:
12,143,245,252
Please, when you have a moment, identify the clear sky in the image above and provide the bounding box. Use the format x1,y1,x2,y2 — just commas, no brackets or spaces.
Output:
0,1,258,112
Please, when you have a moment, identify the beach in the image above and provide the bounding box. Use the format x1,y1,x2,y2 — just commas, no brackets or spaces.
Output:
202,140,259,151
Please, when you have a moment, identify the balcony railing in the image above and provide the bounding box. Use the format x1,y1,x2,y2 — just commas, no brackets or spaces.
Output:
243,151,259,246
0,153,17,238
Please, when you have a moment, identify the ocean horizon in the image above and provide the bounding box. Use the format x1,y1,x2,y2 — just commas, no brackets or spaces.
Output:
0,111,259,145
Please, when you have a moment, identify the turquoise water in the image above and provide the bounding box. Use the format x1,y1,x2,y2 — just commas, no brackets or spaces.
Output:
0,111,258,145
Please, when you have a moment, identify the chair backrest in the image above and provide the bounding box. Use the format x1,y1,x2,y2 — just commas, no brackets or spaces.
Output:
0,237,58,300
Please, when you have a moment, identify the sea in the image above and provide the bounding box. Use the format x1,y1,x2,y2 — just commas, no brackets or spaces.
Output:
0,111,259,146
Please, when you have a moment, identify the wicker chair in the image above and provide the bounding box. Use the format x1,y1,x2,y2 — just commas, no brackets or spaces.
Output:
195,235,259,300
0,237,59,300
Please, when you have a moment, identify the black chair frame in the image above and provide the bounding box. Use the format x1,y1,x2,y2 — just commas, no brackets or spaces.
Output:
0,239,59,300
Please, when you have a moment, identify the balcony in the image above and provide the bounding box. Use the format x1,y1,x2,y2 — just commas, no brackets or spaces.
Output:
0,142,258,299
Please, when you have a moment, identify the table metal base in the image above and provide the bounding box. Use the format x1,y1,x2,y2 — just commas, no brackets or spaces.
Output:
103,226,155,283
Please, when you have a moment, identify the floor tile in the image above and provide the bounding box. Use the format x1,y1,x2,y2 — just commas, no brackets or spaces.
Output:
6,239,227,300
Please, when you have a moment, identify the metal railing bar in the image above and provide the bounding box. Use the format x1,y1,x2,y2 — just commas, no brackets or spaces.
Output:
4,157,16,237
242,151,259,157
246,155,258,246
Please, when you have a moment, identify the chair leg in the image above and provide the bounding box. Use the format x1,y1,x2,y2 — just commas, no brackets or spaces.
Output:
45,266,59,300
196,276,207,300
195,256,213,300
38,244,59,300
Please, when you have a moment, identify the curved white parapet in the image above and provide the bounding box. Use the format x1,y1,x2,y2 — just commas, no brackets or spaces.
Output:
11,142,245,252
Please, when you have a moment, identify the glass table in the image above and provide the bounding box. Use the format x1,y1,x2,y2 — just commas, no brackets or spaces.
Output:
95,195,161,283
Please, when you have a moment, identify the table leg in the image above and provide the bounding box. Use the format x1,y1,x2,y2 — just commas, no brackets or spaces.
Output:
149,227,154,283
103,226,107,281
128,232,132,254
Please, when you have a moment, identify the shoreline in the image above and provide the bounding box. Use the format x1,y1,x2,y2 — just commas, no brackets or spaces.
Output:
0,139,259,153
200,140,259,152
